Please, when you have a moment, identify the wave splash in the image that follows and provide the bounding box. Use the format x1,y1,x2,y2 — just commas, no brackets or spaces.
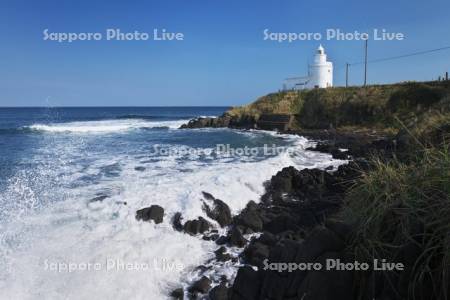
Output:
0,125,345,299
27,119,190,133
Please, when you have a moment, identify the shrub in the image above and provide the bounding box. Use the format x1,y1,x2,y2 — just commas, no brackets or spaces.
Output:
387,83,446,113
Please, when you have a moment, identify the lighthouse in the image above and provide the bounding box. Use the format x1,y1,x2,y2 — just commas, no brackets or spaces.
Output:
307,45,333,88
283,45,334,90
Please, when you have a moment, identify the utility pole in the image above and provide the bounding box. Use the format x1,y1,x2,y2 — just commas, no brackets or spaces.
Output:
364,39,368,86
346,63,349,87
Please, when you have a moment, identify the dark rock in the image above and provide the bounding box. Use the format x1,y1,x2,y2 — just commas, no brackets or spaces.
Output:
135,205,164,224
89,194,109,202
202,193,232,227
209,283,229,300
234,210,263,232
215,246,232,262
134,166,146,171
243,241,270,267
183,217,211,235
270,169,294,194
202,191,215,201
194,265,209,273
307,142,334,153
298,227,345,260
230,266,260,300
325,219,354,242
188,276,211,294
258,232,277,246
330,148,350,160
263,213,299,234
215,235,229,245
203,233,220,241
170,287,184,299
307,142,350,160
228,226,247,248
172,212,183,231
245,200,259,211
296,251,353,300
180,116,233,129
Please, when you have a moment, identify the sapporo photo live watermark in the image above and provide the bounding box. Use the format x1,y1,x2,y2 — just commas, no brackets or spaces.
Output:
263,28,405,43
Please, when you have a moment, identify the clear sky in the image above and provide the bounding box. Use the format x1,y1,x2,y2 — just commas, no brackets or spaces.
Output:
0,0,449,106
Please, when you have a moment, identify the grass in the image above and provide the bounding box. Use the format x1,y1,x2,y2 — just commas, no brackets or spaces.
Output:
343,143,450,299
225,81,450,132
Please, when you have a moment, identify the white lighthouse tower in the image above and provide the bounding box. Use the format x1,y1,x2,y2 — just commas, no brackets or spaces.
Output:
307,45,333,89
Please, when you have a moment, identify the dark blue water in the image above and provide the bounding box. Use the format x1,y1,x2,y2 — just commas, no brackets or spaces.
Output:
0,107,227,186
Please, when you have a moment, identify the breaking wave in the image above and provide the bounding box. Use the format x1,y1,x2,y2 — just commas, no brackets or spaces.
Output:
26,119,190,133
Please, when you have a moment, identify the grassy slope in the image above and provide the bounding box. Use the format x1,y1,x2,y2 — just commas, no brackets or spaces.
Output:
227,81,450,133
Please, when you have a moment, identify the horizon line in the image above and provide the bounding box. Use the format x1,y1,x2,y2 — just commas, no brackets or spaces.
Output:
0,105,234,108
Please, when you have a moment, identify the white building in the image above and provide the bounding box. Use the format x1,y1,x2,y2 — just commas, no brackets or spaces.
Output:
283,45,333,90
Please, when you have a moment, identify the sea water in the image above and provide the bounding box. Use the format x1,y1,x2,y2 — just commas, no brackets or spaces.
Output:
0,107,344,299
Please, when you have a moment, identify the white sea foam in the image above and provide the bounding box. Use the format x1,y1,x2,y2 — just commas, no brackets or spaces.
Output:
0,128,346,299
28,119,189,133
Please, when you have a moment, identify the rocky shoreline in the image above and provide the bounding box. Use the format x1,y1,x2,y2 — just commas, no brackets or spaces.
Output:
136,119,410,299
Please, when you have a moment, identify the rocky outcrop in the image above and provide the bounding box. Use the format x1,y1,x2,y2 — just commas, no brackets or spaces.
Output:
171,212,211,235
225,163,363,300
202,191,232,227
257,114,294,131
171,160,365,299
180,116,231,129
180,113,297,131
188,276,212,295
183,216,212,235
135,205,164,224
180,114,258,130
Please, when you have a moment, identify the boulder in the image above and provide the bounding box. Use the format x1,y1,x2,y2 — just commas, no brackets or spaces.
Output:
243,241,270,267
263,213,299,234
234,210,263,232
202,191,216,201
296,252,353,300
215,246,232,262
172,212,183,231
135,205,164,224
228,226,247,248
215,235,229,245
183,217,211,235
230,266,260,300
209,283,229,300
170,287,184,299
188,276,212,294
202,192,232,227
297,227,345,261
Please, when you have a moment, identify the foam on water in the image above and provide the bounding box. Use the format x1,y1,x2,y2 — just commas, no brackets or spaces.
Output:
0,124,345,299
28,118,189,133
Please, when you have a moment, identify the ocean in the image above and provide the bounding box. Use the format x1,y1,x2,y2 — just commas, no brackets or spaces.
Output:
0,107,343,299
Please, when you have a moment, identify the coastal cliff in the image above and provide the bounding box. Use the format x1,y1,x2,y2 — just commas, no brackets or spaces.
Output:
182,81,450,134
167,81,450,299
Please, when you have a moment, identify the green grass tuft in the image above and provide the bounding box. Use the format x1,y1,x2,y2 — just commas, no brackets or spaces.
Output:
344,145,450,299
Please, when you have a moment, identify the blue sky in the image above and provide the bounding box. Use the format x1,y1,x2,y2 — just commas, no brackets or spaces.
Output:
0,0,449,106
